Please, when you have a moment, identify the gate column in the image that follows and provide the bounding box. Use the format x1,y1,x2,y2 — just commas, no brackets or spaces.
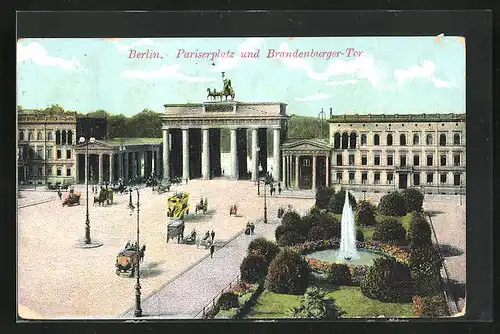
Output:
182,128,190,181
163,128,170,181
251,128,258,181
202,128,210,179
230,128,238,179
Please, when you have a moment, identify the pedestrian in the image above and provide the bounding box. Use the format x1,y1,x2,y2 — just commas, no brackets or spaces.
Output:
57,188,62,200
278,185,282,195
211,230,215,241
210,244,215,258
250,223,255,235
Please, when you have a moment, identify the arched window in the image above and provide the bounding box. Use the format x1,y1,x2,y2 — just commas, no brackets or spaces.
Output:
400,134,406,146
426,134,433,145
439,134,446,146
349,132,356,149
47,132,53,141
453,133,460,145
37,131,43,141
62,130,67,145
333,133,341,149
386,134,393,146
413,134,419,145
19,131,24,141
361,134,367,145
28,131,34,141
341,133,349,149
67,130,73,145
55,130,61,145
374,134,380,146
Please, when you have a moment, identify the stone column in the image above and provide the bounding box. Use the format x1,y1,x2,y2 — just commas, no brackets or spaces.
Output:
182,129,190,181
273,128,281,182
288,155,292,188
124,152,129,182
151,150,155,176
75,154,80,184
295,155,300,189
230,128,238,179
98,153,103,185
325,155,330,187
140,151,145,177
163,128,170,181
118,153,123,179
251,128,259,181
202,128,210,179
155,149,160,178
109,153,114,183
312,155,317,190
282,154,286,185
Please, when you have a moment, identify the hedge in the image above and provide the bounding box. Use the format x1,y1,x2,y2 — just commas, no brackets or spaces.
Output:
378,192,406,216
265,248,311,295
372,219,407,245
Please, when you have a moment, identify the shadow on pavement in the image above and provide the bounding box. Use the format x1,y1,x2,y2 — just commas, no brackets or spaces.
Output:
140,261,165,278
437,244,464,257
426,210,444,217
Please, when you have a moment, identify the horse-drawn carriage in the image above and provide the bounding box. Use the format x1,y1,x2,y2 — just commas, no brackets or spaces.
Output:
94,188,114,206
229,204,238,216
195,198,208,214
112,183,128,194
165,218,185,243
145,177,158,187
62,190,81,206
115,242,146,277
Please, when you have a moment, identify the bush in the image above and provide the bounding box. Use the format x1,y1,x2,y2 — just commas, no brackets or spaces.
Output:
281,211,309,237
355,200,377,226
276,230,306,247
289,287,344,319
378,192,407,216
304,211,341,239
360,257,414,302
275,224,295,241
412,294,449,317
240,254,267,284
372,219,407,244
265,248,311,295
409,246,443,296
356,229,365,242
315,186,336,210
350,265,369,286
402,188,424,213
248,238,280,264
408,211,432,248
326,263,352,286
328,188,357,214
217,292,239,310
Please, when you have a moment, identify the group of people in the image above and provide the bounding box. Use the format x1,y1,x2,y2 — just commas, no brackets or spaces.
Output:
245,222,255,235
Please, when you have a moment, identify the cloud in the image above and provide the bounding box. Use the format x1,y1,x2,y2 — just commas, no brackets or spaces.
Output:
294,93,331,101
394,60,451,88
210,37,265,72
325,79,357,86
113,38,155,53
17,42,85,71
276,42,380,88
121,64,216,82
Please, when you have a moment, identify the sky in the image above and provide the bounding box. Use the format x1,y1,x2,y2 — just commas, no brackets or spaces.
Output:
17,36,466,117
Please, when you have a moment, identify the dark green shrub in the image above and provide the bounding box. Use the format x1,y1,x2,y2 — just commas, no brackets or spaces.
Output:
372,219,407,244
356,229,365,242
409,246,443,296
281,211,309,236
360,257,415,302
240,254,267,284
326,263,352,286
412,294,449,317
275,224,295,241
307,225,328,241
328,188,357,214
265,248,311,295
304,211,341,239
315,186,336,210
350,265,369,286
402,188,425,213
378,192,406,216
248,238,280,264
289,287,344,319
276,230,306,246
408,211,432,248
217,292,239,310
355,200,376,226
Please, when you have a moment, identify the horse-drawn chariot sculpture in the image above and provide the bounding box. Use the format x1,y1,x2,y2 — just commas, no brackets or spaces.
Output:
229,204,238,216
195,198,208,214
94,188,114,206
62,189,81,206
115,241,146,277
206,72,236,101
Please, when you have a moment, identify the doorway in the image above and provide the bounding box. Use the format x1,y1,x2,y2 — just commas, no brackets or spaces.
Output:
398,173,408,189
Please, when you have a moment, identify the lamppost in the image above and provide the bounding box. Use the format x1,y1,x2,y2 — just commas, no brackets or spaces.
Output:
459,182,463,206
257,164,263,195
129,187,142,317
128,188,135,210
76,135,102,248
258,174,272,224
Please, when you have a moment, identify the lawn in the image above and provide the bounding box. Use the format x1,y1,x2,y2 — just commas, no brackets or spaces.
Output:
245,286,414,319
333,212,412,240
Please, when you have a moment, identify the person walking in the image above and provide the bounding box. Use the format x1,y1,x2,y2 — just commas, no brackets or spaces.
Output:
278,182,282,195
211,230,215,242
210,244,215,259
57,188,62,200
250,222,255,235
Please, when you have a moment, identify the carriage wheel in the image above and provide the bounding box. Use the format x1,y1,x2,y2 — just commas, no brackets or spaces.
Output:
116,269,120,275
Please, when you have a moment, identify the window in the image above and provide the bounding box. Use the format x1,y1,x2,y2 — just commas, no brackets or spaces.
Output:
414,174,420,186
400,134,406,146
36,147,42,159
413,155,420,166
39,167,44,177
66,149,72,159
400,155,406,167
362,172,368,184
374,154,380,166
440,173,447,184
57,150,62,159
55,131,61,145
57,168,62,176
440,154,447,166
374,173,380,184
426,134,433,145
37,131,43,140
336,172,342,182
67,168,71,176
427,154,433,166
387,134,393,146
349,172,355,184
67,131,73,145
349,154,355,166
19,131,24,141
427,173,434,184
47,132,53,141
46,147,52,160
333,133,341,149
349,133,356,149
361,155,367,165
374,134,380,146
336,154,343,166
439,134,446,146
361,134,367,145
387,173,394,184
28,131,34,141
413,134,419,145
47,168,52,176
303,159,310,167
453,133,460,145
454,174,461,186
454,153,460,166
387,154,393,166
341,133,349,149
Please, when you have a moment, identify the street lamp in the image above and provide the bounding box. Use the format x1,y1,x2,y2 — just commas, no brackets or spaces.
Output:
129,187,142,317
259,174,272,224
76,136,102,248
257,164,263,195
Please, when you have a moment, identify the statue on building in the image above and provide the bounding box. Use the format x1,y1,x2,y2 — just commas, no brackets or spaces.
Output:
206,72,235,102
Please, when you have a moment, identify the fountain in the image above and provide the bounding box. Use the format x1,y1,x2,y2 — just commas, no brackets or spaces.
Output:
338,190,358,261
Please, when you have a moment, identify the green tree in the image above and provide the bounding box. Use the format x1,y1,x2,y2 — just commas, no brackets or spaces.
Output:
129,108,162,137
107,114,129,138
86,109,110,118
315,186,336,210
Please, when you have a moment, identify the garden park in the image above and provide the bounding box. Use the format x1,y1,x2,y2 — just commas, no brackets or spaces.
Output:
210,187,449,319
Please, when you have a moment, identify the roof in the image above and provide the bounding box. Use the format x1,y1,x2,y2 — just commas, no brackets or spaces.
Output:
328,113,466,123
101,138,163,146
282,138,332,151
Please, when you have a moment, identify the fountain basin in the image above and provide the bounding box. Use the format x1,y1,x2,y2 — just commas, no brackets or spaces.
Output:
306,248,383,266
